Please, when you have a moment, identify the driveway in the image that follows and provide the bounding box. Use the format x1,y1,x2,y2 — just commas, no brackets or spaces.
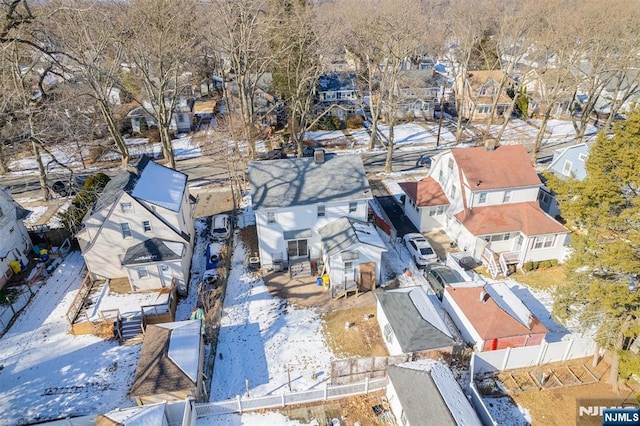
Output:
369,180,418,238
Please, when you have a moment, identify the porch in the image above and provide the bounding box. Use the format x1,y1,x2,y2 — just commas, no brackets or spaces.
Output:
482,247,521,279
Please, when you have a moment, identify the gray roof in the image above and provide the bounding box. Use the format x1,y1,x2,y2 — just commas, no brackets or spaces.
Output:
248,155,371,210
317,72,358,92
121,237,183,265
318,217,384,256
376,289,454,352
387,365,457,426
86,156,150,219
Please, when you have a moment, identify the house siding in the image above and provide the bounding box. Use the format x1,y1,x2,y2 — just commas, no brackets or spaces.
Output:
82,191,193,292
324,242,383,287
255,200,367,269
377,301,404,356
0,194,32,289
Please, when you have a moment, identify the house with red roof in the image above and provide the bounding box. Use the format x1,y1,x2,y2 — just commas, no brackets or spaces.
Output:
442,282,548,352
399,145,569,277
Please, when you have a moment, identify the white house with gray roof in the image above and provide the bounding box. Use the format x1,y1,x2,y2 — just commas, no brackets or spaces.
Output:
248,154,374,286
386,359,482,426
318,217,386,296
76,155,194,294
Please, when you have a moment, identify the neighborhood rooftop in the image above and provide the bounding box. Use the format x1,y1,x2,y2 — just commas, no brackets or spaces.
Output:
248,154,371,210
452,145,542,190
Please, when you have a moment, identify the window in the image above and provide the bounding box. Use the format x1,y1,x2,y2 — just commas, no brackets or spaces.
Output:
349,202,358,213
142,221,152,232
136,267,149,279
534,235,555,249
267,211,276,224
447,158,453,170
578,153,587,161
120,223,132,238
503,191,512,203
430,205,446,216
438,169,444,183
287,239,308,258
483,233,511,242
120,202,133,213
178,114,185,123
450,185,456,199
539,191,551,205
478,105,491,114
478,192,488,204
562,160,573,176
317,204,325,217
383,324,393,343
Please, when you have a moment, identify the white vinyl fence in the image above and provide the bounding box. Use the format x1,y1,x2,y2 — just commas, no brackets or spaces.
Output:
472,337,596,375
194,377,388,418
468,337,597,426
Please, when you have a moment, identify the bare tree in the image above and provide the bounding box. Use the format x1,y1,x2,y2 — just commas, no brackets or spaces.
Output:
205,0,273,160
268,0,335,156
44,0,131,168
121,0,204,169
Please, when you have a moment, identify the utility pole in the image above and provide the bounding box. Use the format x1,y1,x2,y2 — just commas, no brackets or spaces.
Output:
436,84,446,148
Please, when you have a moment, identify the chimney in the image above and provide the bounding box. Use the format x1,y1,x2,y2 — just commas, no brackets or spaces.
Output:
314,148,325,164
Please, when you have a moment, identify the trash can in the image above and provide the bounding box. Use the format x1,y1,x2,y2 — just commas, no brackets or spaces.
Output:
40,249,49,262
317,277,323,287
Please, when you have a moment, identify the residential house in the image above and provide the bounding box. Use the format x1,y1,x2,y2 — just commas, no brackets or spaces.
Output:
522,68,576,118
392,69,445,121
129,320,205,405
97,400,189,426
375,286,454,356
76,155,195,295
248,153,381,289
539,143,591,219
192,98,217,131
127,99,193,135
313,72,360,121
399,145,570,277
386,360,482,426
454,70,513,121
318,217,386,297
442,282,548,351
0,189,32,289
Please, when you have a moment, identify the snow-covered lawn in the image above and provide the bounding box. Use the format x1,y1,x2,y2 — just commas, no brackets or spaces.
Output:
210,239,334,400
0,252,140,426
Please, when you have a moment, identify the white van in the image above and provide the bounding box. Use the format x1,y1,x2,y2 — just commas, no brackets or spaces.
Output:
211,214,231,241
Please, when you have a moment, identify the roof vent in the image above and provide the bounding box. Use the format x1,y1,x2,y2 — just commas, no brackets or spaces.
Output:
314,148,325,164
480,290,490,303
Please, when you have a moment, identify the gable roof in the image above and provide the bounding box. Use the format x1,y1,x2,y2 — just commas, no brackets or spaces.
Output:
130,159,187,212
87,155,187,223
547,143,590,180
451,145,542,191
376,287,453,352
455,201,568,236
319,217,386,257
445,285,548,340
121,238,185,265
387,360,482,426
129,320,201,399
399,178,449,207
248,155,371,210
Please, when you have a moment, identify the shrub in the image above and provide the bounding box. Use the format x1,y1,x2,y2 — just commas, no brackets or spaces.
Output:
345,114,364,129
316,115,344,131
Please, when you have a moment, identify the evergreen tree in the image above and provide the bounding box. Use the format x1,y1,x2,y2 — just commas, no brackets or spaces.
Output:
547,109,640,387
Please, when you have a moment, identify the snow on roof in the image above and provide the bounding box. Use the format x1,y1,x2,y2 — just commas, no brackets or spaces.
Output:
395,359,482,426
352,220,387,250
484,282,533,329
409,287,452,338
158,320,201,383
131,160,187,212
103,403,166,425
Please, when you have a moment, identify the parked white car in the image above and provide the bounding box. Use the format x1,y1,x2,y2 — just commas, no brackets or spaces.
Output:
211,214,231,241
403,233,438,267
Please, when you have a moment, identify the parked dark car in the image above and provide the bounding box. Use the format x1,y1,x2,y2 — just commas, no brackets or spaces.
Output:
423,263,464,300
417,154,432,168
302,146,315,157
259,148,287,160
51,175,87,197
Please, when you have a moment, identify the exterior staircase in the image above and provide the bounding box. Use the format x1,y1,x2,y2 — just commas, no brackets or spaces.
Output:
118,315,145,345
290,259,312,279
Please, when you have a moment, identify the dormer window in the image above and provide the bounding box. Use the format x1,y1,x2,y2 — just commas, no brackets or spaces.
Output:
120,202,133,213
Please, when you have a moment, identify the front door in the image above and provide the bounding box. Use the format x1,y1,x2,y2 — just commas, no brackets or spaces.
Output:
287,239,308,259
